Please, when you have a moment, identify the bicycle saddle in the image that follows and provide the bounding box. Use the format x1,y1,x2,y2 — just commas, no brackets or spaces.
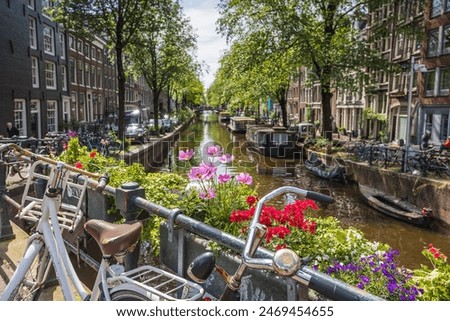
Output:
84,219,142,256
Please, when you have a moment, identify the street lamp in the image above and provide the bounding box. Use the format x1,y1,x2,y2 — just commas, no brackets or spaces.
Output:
404,56,427,172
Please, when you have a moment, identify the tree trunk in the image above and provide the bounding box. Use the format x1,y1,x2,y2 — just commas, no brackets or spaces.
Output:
321,83,333,141
116,46,126,141
153,90,160,131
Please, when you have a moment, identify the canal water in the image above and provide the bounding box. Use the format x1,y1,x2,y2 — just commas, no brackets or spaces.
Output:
156,111,450,269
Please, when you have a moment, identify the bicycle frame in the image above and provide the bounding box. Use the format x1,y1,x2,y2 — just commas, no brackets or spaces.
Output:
1,164,90,300
1,151,204,301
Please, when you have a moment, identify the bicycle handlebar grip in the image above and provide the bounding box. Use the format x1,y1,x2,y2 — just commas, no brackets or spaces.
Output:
305,191,334,204
95,175,109,192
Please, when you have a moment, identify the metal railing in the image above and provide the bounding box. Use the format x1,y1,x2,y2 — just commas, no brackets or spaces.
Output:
0,143,381,301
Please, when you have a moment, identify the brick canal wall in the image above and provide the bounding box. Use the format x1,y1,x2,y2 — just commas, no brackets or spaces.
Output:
122,118,193,171
347,161,450,226
304,149,450,226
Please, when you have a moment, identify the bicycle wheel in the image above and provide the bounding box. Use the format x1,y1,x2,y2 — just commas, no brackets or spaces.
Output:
16,162,30,180
8,246,51,301
110,290,152,301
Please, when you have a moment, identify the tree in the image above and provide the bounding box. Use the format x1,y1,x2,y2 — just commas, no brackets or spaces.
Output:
128,0,199,130
217,0,397,138
52,0,150,140
211,34,298,126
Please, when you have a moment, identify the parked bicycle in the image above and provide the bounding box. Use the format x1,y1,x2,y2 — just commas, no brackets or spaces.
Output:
0,144,203,301
0,145,30,180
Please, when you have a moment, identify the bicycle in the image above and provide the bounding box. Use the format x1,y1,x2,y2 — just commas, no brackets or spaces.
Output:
186,186,383,301
1,145,30,180
0,144,204,301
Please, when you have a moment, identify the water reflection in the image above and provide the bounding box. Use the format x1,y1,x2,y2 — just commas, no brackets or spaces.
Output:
158,111,450,269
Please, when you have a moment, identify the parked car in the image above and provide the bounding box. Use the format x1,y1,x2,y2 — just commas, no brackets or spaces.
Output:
125,123,149,143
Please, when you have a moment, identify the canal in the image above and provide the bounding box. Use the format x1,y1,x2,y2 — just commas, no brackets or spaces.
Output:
157,111,450,269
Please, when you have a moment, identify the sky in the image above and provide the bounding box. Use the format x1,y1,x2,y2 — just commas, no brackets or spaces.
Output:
181,0,228,89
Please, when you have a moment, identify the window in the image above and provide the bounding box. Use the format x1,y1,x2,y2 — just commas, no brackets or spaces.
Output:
91,65,96,87
447,0,450,12
440,68,450,95
14,100,26,136
85,63,90,87
61,65,67,91
78,61,84,85
396,33,404,56
69,35,75,50
77,39,83,53
45,61,56,89
431,0,442,17
425,70,436,96
98,67,102,88
91,47,96,60
428,29,439,57
28,0,35,9
29,17,37,49
47,101,57,133
69,58,76,84
59,33,66,59
43,25,55,55
31,56,39,88
79,93,85,121
84,43,90,57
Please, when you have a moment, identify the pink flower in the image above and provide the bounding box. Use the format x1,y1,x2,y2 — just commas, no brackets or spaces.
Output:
199,188,216,200
218,173,231,183
178,149,195,161
235,172,253,185
218,153,234,164
206,144,223,157
188,162,216,181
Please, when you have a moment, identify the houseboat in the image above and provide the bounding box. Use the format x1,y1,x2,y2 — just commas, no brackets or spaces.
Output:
219,111,231,122
246,125,302,158
228,116,256,133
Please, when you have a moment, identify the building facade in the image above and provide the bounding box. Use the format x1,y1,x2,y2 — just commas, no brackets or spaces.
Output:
0,0,67,138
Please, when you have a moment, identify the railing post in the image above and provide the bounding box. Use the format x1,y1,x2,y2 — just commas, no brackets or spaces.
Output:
0,160,14,240
115,182,145,270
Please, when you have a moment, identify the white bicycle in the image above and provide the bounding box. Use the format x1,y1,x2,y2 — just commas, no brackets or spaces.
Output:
1,147,204,301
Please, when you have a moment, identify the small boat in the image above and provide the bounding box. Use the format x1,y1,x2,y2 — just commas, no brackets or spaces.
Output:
358,183,433,227
218,111,231,122
304,153,347,181
228,116,256,133
246,125,302,158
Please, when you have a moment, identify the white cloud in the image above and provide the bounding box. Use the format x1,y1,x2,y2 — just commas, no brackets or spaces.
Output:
182,0,227,88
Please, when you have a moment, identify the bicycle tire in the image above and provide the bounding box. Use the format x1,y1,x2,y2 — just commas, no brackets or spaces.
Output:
17,162,30,180
110,290,152,301
8,246,51,301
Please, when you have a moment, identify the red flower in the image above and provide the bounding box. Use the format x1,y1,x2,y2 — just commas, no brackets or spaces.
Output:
246,195,258,207
90,151,97,158
276,244,287,251
75,161,83,169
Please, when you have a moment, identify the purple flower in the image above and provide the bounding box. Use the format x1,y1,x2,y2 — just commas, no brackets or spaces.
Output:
218,153,234,164
218,173,231,183
178,149,195,161
359,275,370,284
206,144,223,157
188,167,208,181
199,188,216,200
387,280,398,293
235,172,253,185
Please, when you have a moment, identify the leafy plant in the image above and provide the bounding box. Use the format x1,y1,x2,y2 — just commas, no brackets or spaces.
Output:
410,244,450,301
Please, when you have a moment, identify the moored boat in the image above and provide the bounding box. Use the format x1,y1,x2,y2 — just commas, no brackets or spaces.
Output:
219,111,231,122
228,116,256,133
358,183,433,227
246,125,302,158
304,153,347,181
